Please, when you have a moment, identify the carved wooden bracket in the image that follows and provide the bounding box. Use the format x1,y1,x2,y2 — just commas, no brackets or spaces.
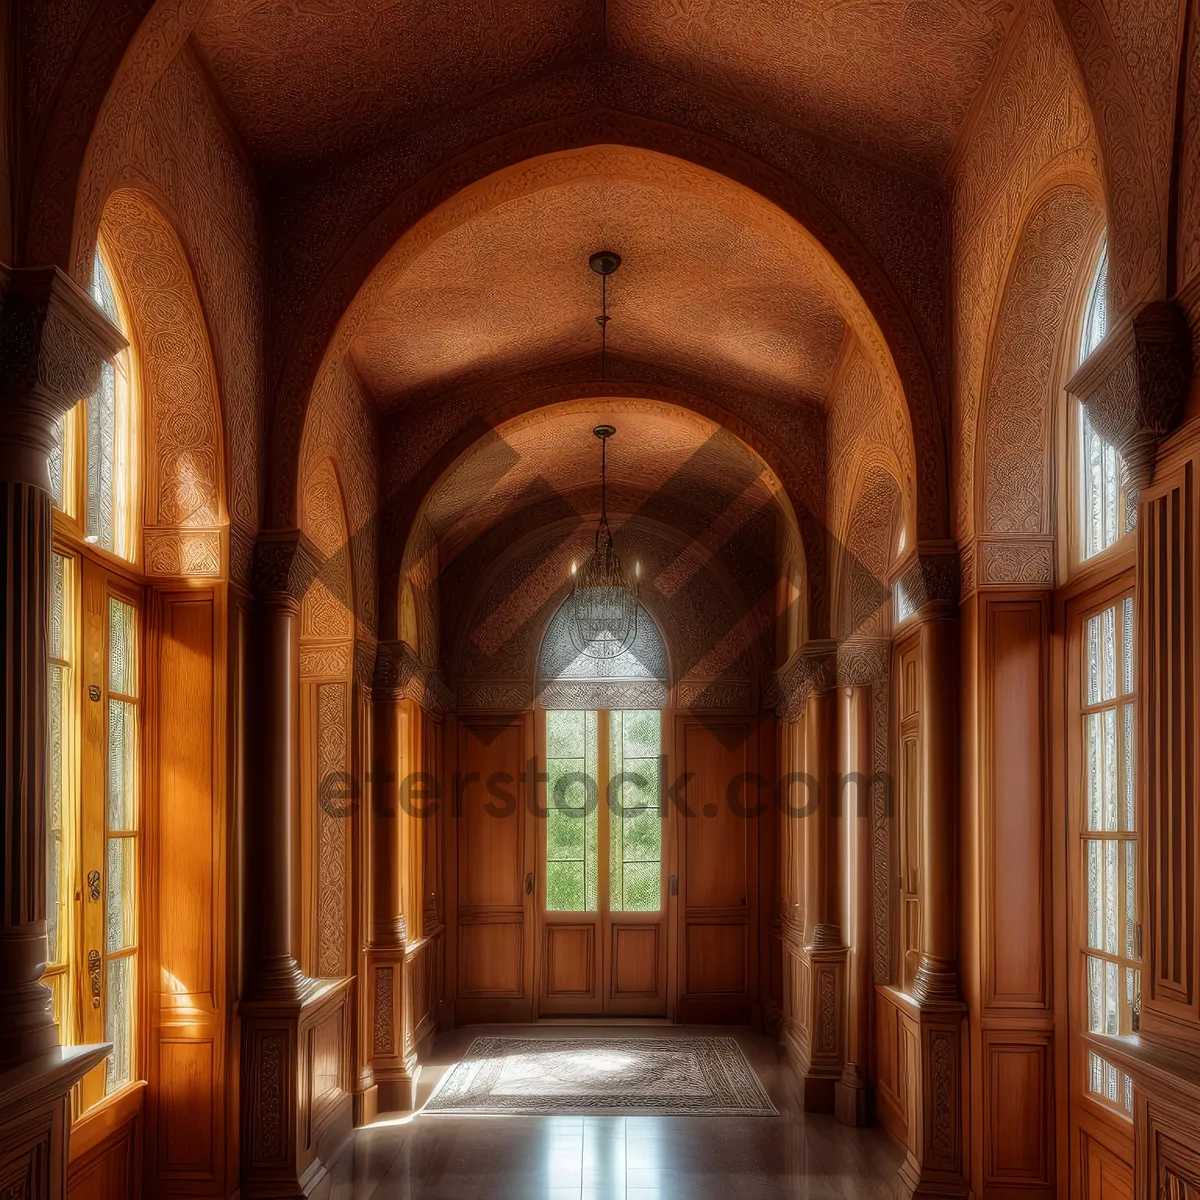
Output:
0,264,126,489
835,636,889,686
774,639,836,722
373,639,453,711
891,541,960,626
1066,299,1192,506
252,528,322,605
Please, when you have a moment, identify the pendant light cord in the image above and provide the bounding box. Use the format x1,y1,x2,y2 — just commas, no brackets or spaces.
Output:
599,271,609,381
597,433,608,550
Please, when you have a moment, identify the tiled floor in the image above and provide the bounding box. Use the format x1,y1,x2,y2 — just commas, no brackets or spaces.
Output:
327,1026,904,1199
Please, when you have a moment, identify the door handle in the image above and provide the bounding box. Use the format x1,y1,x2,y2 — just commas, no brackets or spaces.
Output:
525,872,534,896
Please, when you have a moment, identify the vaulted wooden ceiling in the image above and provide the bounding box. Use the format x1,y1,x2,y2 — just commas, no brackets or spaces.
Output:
423,399,790,568
348,167,848,409
192,0,1018,175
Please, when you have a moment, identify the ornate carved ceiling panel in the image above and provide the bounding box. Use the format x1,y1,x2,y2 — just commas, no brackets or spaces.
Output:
190,2,1016,175
453,517,773,687
348,172,846,408
422,399,788,568
610,0,1019,170
192,0,596,170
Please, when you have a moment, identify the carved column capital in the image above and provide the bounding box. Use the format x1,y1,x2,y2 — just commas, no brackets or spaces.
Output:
774,639,837,722
891,541,960,626
373,640,452,711
252,529,322,609
835,636,889,686
1067,298,1192,505
0,264,126,490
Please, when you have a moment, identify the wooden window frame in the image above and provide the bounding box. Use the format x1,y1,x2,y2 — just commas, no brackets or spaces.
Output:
895,632,922,993
537,707,665,917
47,233,146,1121
1065,567,1140,1126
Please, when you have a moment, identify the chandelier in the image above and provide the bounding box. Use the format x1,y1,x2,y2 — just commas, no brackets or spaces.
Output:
569,424,640,658
568,251,640,659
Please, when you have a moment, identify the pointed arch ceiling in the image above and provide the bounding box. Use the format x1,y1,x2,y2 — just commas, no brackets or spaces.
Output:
192,1,1017,174
349,163,848,408
421,398,794,571
313,146,913,507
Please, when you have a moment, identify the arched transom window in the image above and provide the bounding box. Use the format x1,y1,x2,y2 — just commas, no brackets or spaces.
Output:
1077,241,1132,559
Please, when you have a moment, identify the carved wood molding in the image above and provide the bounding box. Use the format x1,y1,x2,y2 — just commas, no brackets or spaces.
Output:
891,541,960,626
1066,299,1192,506
835,636,889,686
252,528,322,606
373,640,452,711
538,679,671,711
0,265,126,488
674,678,754,711
143,525,223,578
774,639,837,721
962,534,1055,595
456,679,532,711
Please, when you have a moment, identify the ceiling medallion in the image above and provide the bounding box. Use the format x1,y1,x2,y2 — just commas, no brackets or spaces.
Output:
570,422,640,659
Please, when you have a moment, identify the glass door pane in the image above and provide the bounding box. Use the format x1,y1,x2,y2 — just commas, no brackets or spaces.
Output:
609,710,662,912
544,709,598,912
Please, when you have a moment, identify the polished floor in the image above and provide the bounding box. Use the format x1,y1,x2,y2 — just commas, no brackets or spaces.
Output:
327,1026,904,1199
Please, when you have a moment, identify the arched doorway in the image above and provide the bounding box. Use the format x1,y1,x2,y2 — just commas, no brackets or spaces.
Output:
535,597,670,1016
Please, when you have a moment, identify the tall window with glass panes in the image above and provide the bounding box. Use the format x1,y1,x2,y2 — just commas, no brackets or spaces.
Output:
46,243,141,1113
1073,235,1140,1118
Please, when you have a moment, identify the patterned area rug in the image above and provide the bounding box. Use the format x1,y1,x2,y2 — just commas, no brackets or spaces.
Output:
424,1036,777,1116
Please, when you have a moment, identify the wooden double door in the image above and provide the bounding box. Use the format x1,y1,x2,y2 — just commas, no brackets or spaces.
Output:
449,708,769,1025
536,708,670,1017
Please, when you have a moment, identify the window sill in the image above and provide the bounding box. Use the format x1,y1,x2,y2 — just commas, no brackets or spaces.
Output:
1057,538,1136,601
70,1078,146,1162
1083,1030,1200,1107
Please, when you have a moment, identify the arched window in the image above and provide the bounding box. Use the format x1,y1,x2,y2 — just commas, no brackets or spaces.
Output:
1078,241,1131,559
46,240,142,1111
537,601,667,914
49,244,138,558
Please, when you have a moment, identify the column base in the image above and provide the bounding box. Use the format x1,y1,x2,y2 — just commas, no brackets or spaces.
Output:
891,998,968,1200
367,945,421,1113
352,1081,379,1127
240,977,353,1199
834,1069,869,1127
377,1063,421,1114
911,955,959,1005
0,1044,111,1200
779,935,848,1114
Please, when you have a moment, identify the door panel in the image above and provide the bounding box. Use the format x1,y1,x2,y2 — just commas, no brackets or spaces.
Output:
677,715,759,1023
545,925,596,998
535,708,668,1016
611,926,659,997
455,715,533,1022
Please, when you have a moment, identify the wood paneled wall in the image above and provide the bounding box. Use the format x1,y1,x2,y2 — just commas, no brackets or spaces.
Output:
141,587,235,1197
960,592,1055,1198
67,1091,143,1200
675,714,762,1025
1141,458,1197,1037
1120,439,1200,1197
448,713,534,1024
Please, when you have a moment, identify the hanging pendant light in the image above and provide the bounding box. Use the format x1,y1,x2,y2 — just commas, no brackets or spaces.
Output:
569,423,640,659
568,251,639,659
